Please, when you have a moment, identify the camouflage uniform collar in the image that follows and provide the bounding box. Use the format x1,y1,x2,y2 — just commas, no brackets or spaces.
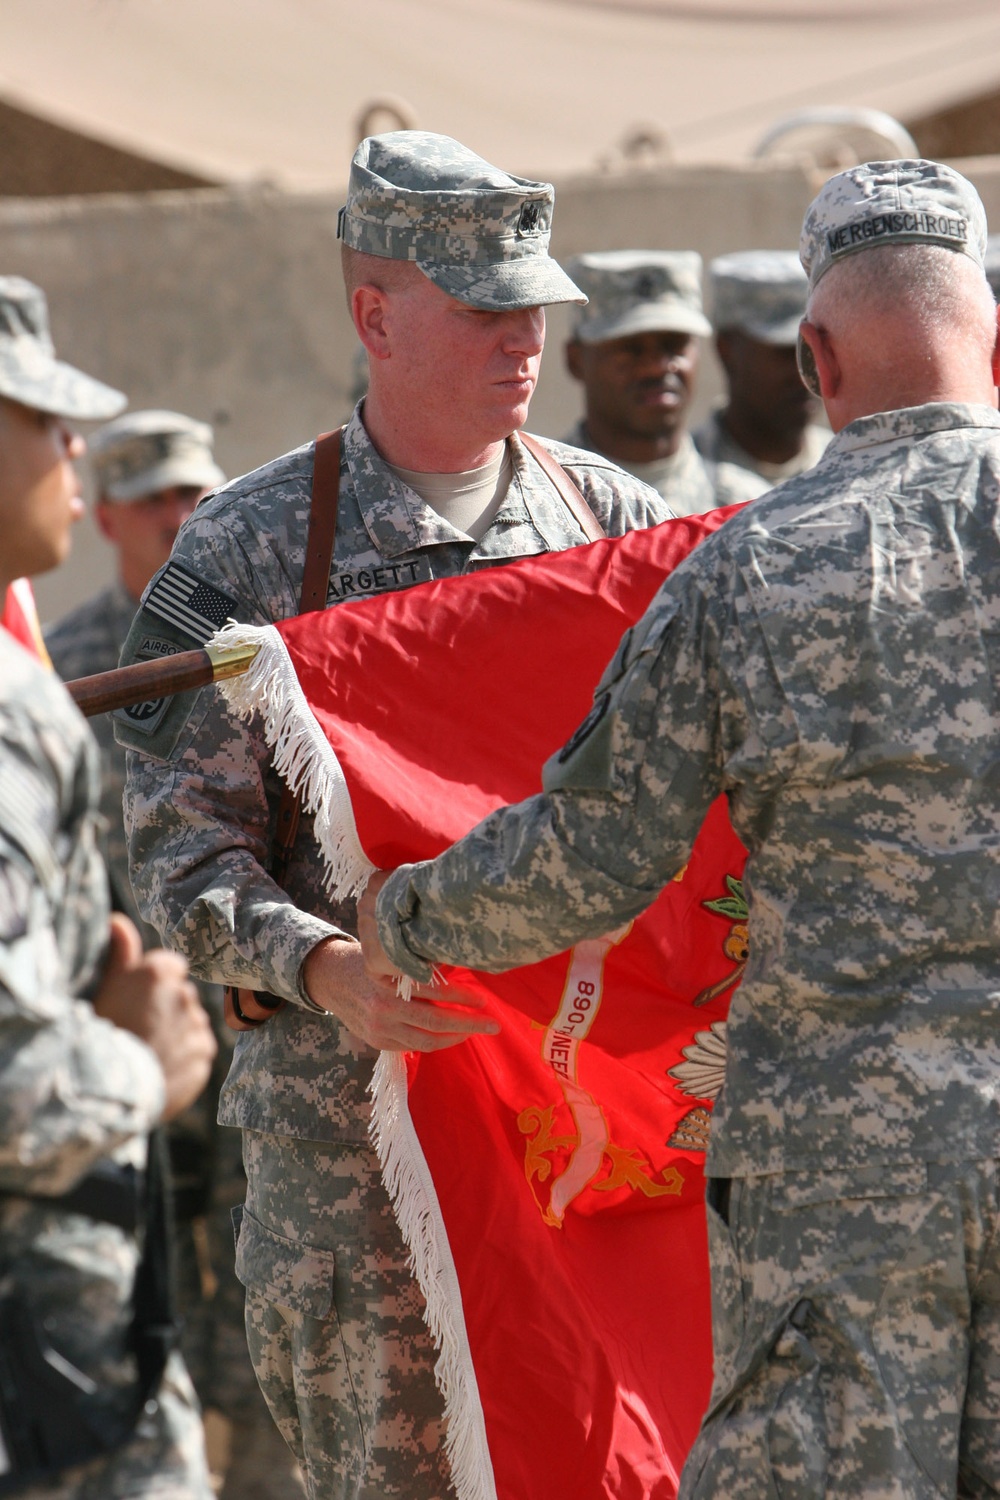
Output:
828,402,1000,456
345,405,531,558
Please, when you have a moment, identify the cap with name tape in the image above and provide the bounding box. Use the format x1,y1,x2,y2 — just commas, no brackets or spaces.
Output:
565,250,711,343
337,131,585,311
800,158,987,291
708,250,807,344
89,410,225,502
0,275,126,421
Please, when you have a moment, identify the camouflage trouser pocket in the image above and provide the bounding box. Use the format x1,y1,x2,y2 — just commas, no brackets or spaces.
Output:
680,1162,983,1500
233,1205,337,1320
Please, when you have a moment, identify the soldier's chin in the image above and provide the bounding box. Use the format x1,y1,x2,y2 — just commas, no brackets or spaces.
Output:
494,383,536,431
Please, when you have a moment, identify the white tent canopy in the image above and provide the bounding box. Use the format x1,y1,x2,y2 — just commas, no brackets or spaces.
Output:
3,0,1000,190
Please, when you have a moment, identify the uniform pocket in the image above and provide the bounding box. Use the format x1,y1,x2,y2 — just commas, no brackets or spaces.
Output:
234,1204,336,1319
772,1163,928,1211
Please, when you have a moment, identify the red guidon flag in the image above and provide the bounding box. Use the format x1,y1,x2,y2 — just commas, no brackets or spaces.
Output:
213,512,748,1500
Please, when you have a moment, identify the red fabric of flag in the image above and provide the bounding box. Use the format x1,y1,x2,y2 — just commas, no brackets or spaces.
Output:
218,510,748,1500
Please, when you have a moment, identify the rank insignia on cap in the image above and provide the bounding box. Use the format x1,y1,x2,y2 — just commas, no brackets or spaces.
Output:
518,202,541,235
143,563,239,645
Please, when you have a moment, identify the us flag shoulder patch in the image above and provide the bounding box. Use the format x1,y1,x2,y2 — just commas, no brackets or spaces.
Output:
143,563,239,644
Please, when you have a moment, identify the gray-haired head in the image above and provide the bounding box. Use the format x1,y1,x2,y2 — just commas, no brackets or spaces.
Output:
800,159,988,292
89,410,225,502
709,250,807,344
565,250,711,344
0,276,126,421
337,131,585,311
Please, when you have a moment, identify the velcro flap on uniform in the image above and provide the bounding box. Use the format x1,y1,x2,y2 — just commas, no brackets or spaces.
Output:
234,1206,336,1318
774,1162,928,1211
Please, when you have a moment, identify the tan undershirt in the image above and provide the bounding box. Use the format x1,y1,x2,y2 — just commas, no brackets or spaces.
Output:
390,445,513,542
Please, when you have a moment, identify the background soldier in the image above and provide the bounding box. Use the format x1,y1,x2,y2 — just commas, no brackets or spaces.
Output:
694,249,830,484
44,411,303,1500
115,133,673,1498
359,159,1000,1497
0,276,216,1497
563,249,764,513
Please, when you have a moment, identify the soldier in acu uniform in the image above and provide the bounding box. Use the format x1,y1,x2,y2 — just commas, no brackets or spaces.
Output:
694,249,829,485
45,412,223,929
115,132,673,1499
45,413,303,1500
360,159,1000,1497
562,250,765,514
0,278,217,1498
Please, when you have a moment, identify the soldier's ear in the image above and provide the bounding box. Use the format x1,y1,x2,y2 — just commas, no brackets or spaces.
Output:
798,320,839,400
565,339,585,383
352,285,392,361
94,499,118,543
991,303,1000,390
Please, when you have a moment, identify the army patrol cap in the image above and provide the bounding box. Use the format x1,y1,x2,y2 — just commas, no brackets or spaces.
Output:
89,409,225,502
0,275,126,421
800,159,988,291
566,251,712,343
337,131,585,310
709,250,807,344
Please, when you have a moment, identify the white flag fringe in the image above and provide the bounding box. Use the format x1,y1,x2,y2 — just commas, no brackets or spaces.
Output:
210,621,373,899
370,1053,498,1500
207,620,497,1500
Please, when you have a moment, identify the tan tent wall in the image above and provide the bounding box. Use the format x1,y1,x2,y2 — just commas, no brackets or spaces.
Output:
4,154,1000,622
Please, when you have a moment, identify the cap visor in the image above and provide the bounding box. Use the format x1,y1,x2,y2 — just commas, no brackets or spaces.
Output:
105,457,226,503
0,355,126,422
576,303,711,343
419,256,587,310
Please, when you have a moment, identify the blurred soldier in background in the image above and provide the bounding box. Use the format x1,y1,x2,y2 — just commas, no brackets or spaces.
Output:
0,276,216,1497
694,249,829,484
46,411,223,925
45,410,305,1500
563,250,764,514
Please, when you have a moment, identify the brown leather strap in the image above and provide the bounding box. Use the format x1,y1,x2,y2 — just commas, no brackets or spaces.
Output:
270,427,343,884
519,431,607,543
300,428,344,612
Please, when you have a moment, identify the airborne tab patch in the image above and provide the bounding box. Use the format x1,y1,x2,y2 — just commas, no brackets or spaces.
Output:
143,563,239,645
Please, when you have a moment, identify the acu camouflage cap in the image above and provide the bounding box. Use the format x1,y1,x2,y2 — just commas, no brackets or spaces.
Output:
89,409,225,503
0,275,125,421
338,131,586,311
565,251,712,343
800,159,988,291
709,250,807,344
